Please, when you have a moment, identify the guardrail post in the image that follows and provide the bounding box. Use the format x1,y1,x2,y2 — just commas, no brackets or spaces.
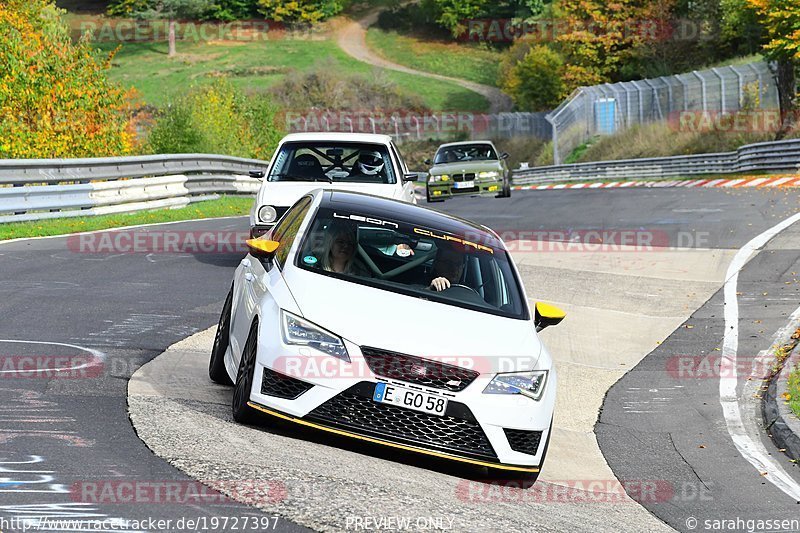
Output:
692,71,707,112
547,114,559,165
712,68,726,113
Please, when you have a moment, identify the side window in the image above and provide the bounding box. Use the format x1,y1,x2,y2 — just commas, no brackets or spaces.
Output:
272,196,312,268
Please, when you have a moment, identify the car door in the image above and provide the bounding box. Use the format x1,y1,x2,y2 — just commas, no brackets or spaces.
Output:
390,142,417,203
230,196,313,368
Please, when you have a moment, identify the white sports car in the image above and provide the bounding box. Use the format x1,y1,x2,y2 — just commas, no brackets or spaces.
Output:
211,189,564,479
248,133,420,238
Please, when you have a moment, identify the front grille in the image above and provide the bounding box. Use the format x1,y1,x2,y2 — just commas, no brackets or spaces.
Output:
451,186,479,194
306,382,497,461
261,368,313,400
504,428,543,456
452,173,476,182
273,206,289,221
360,347,479,392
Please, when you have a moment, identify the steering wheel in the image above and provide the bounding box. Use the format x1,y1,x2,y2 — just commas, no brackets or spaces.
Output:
446,283,481,296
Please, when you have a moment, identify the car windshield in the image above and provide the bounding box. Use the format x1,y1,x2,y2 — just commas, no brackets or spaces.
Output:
434,144,497,165
268,142,396,184
295,207,527,319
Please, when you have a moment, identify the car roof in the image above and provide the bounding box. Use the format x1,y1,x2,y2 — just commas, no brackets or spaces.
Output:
317,190,504,248
435,140,495,150
280,132,394,145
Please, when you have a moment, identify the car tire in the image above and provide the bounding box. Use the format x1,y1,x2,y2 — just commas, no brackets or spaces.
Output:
486,422,551,486
232,319,260,424
496,176,512,198
209,286,234,385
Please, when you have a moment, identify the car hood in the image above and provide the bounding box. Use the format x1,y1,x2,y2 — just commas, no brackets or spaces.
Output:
429,160,502,175
282,267,541,371
257,181,403,208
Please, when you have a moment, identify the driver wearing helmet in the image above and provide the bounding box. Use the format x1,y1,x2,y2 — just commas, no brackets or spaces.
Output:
348,149,385,180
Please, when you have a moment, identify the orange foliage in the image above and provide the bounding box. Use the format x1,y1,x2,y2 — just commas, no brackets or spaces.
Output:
0,0,137,158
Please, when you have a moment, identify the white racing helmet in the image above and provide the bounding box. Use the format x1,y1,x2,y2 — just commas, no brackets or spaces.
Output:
356,150,385,176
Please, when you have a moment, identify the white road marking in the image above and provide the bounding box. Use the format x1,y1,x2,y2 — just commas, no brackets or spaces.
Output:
0,340,105,374
720,211,800,500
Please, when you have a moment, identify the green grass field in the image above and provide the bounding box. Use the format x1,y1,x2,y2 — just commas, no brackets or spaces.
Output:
0,196,253,241
365,28,502,87
93,36,489,111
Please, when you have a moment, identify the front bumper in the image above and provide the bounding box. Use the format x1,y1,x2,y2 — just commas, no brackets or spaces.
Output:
427,179,502,200
249,338,555,470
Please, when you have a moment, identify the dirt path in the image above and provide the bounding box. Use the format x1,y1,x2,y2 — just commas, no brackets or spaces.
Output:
335,9,513,113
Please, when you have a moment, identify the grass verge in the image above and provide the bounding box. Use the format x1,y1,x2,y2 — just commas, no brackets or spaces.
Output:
0,195,253,241
94,38,489,111
365,27,502,88
788,364,800,417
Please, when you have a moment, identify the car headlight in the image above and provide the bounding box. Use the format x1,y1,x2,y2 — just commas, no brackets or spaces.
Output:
281,310,350,362
258,205,278,224
478,171,499,179
429,174,449,183
483,370,547,400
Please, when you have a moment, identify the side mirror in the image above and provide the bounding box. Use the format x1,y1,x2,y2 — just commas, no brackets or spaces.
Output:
403,172,427,182
246,238,280,259
500,152,509,160
424,158,432,166
534,302,565,332
249,169,266,180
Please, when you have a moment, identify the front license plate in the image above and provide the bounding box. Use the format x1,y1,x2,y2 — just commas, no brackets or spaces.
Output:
373,383,448,416
454,180,475,189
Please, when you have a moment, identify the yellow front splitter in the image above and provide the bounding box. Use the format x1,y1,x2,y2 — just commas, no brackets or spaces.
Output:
247,401,540,473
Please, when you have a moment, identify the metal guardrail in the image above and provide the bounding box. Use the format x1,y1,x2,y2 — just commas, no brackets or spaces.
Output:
0,154,269,223
513,138,800,185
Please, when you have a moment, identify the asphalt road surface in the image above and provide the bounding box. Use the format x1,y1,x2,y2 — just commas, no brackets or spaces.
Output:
2,187,800,532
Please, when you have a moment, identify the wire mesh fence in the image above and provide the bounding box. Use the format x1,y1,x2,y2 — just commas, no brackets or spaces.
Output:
546,61,779,164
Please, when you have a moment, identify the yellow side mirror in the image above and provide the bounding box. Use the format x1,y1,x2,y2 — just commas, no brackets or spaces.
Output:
246,238,280,258
535,302,566,332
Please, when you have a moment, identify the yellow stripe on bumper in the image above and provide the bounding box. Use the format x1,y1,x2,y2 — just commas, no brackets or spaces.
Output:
247,401,540,473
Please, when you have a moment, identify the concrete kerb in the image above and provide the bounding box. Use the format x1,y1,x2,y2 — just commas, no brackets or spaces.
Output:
764,344,800,462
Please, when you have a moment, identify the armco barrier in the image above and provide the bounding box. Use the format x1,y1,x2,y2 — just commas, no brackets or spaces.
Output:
513,138,800,185
0,154,268,223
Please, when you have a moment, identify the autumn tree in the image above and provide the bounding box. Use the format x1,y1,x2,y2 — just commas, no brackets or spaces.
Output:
745,0,799,134
555,0,676,88
501,44,566,111
430,0,550,37
256,0,344,24
0,0,135,158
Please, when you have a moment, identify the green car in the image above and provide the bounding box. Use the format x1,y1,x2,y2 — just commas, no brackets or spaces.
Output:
425,141,511,202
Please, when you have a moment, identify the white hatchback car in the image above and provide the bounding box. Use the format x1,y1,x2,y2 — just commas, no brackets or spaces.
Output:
211,189,564,480
248,133,420,238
